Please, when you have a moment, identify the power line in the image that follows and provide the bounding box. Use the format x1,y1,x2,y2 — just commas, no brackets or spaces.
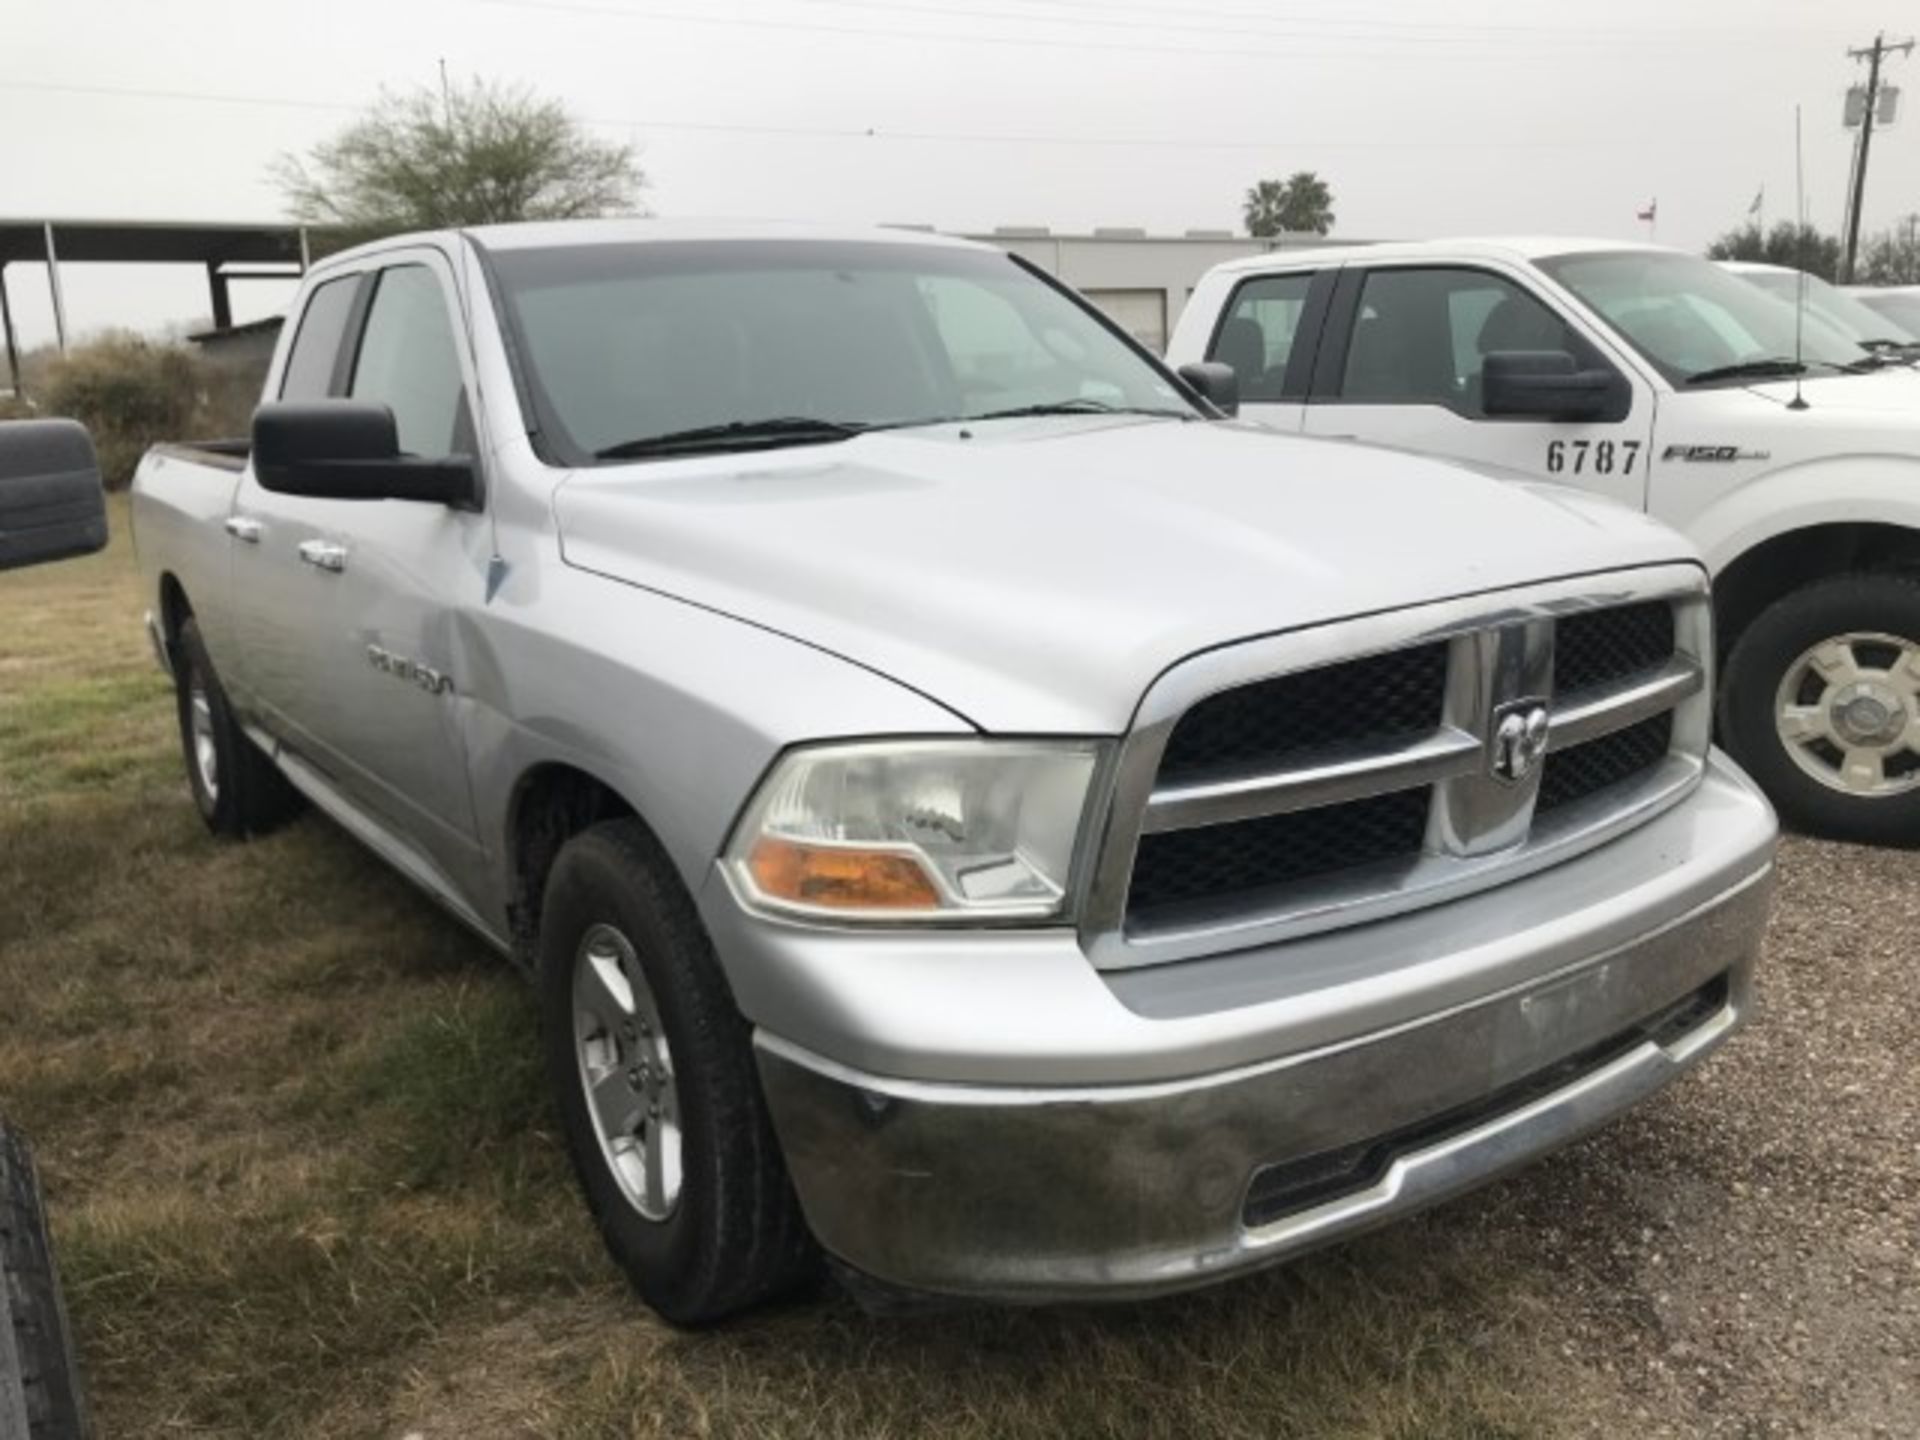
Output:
784,0,1832,48
0,75,1772,153
467,0,1797,64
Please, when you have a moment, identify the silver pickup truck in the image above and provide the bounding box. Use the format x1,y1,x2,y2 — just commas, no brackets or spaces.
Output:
130,220,1777,1324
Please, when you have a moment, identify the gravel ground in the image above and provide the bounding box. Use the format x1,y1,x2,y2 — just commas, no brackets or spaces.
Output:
1454,833,1920,1437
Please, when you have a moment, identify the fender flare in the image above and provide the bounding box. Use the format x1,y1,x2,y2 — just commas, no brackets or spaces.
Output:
1684,455,1920,577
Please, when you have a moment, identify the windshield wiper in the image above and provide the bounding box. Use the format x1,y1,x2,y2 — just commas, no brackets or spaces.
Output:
959,399,1194,422
1682,358,1812,386
594,417,869,460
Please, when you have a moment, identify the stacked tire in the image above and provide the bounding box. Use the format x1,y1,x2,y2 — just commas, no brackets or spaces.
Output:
0,1124,87,1439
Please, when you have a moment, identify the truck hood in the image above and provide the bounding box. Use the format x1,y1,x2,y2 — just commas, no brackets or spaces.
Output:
554,417,1696,733
1734,365,1920,421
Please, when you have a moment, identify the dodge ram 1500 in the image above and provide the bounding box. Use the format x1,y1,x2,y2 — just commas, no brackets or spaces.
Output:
131,219,1777,1323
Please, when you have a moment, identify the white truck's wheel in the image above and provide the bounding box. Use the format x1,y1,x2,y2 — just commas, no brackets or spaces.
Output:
1722,573,1920,845
0,1124,88,1440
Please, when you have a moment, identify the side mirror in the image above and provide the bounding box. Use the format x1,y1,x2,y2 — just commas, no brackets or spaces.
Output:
1177,361,1240,418
0,419,109,572
252,401,477,506
1482,351,1624,423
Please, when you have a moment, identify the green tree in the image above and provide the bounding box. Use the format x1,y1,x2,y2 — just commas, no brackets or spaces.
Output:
1243,172,1336,238
273,77,644,236
1705,220,1842,281
1858,221,1920,285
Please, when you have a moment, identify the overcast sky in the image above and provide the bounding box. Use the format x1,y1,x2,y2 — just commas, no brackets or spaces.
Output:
3,0,1917,347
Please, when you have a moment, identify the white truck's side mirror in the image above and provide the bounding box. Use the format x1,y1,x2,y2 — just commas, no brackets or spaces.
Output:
0,419,108,572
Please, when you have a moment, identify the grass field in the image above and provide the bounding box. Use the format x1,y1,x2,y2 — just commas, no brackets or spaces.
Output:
2,500,1913,1438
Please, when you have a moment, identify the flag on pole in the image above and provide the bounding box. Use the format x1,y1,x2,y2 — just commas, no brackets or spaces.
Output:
1748,186,1764,216
1636,199,1658,222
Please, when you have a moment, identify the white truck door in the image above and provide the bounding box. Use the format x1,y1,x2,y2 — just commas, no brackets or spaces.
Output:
1299,264,1655,510
1190,268,1335,434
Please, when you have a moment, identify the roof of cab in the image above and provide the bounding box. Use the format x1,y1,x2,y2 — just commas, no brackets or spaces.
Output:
1209,235,1687,276
312,216,994,272
469,217,993,253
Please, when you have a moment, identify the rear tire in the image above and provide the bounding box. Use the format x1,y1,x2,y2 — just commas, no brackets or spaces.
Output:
0,1123,89,1440
173,617,302,838
1720,573,1920,846
538,819,817,1325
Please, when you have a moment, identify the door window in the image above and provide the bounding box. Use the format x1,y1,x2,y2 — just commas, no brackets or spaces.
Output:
350,266,467,457
1338,267,1600,416
278,275,360,400
1208,273,1312,401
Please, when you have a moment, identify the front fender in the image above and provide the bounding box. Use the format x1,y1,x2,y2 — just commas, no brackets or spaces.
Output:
1679,455,1920,576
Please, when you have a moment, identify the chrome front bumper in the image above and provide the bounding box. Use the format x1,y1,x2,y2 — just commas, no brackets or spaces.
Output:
747,753,1777,1304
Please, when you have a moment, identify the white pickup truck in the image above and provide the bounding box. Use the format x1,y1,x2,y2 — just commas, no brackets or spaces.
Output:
128,220,1775,1323
1171,238,1920,844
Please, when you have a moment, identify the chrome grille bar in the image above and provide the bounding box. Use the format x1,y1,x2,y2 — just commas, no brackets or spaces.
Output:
1141,727,1479,834
1548,658,1703,751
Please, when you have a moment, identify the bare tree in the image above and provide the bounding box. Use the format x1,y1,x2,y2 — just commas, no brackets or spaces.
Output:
274,77,644,236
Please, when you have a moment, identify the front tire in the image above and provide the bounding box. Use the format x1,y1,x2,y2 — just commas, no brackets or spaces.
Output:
1720,573,1920,846
538,820,816,1325
172,618,302,838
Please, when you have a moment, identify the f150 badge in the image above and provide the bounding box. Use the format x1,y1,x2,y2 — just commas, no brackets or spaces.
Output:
1661,443,1771,463
1489,697,1551,784
367,644,453,696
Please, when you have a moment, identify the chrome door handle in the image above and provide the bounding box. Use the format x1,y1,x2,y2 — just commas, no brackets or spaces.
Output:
224,515,263,543
296,539,349,573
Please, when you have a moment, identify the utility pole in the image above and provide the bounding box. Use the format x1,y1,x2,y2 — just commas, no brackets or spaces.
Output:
1842,31,1914,283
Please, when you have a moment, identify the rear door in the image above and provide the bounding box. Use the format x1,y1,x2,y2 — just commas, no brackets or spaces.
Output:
1299,263,1655,510
228,268,368,754
1196,268,1335,434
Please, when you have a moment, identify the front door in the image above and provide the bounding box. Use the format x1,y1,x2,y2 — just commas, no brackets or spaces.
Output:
1299,264,1655,511
313,253,492,857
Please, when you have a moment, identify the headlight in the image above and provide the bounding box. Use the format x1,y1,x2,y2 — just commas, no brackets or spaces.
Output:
725,739,1103,924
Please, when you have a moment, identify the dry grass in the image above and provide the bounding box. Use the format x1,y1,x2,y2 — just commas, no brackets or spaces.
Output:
7,500,1908,1438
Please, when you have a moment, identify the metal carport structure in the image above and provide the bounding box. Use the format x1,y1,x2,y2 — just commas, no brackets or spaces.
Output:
0,219,320,393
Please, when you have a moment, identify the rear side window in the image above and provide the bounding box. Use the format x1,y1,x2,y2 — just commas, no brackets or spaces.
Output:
349,266,467,457
1207,274,1313,402
278,275,359,400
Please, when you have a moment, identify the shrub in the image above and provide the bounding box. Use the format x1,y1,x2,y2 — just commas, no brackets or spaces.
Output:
39,335,208,489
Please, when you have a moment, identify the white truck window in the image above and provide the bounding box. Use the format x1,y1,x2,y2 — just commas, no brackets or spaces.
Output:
1340,268,1581,416
1208,274,1311,401
350,265,466,458
278,275,360,401
1536,250,1868,384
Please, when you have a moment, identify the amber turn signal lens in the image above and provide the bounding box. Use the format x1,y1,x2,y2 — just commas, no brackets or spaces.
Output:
746,837,942,911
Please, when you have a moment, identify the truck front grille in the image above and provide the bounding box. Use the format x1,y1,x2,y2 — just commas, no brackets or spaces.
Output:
1552,599,1675,697
1536,711,1673,815
1090,569,1713,966
1128,788,1431,926
1158,643,1448,781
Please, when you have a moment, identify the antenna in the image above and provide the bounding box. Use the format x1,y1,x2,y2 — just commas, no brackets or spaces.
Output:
1789,103,1809,411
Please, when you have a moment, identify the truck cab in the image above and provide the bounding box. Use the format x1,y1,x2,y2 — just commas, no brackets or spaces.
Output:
1171,237,1920,844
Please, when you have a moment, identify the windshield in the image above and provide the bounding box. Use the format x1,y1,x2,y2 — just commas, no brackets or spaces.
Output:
1535,250,1872,384
1854,291,1920,339
1731,268,1919,346
487,239,1195,462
